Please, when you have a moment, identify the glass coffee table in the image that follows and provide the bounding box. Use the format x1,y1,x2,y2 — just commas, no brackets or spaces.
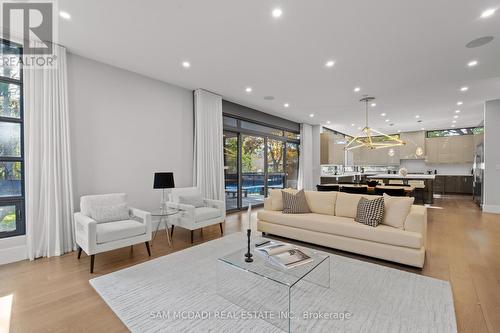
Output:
216,240,330,332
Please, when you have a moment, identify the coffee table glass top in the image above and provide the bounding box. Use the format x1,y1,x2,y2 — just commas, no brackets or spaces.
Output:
218,240,330,287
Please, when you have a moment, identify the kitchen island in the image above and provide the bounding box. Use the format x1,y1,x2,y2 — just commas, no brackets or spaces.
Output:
367,173,435,204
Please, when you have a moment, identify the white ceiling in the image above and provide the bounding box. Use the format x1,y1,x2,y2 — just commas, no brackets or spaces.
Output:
58,0,500,135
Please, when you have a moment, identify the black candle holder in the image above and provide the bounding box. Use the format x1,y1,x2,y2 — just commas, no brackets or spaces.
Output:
245,228,253,262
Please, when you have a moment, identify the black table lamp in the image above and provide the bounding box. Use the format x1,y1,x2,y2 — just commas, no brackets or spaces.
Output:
153,172,175,210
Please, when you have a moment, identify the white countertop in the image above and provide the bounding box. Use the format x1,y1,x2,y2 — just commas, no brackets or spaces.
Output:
367,173,436,180
321,172,378,178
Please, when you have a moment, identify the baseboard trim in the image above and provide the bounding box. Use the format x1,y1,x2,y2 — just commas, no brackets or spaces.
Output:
0,244,27,265
483,204,500,214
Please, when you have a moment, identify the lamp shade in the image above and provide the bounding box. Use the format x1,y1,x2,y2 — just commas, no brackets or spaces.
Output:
153,172,175,189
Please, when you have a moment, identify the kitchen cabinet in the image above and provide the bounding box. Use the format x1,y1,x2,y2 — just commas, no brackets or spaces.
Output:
435,175,473,194
351,146,400,166
400,131,426,159
425,135,474,164
320,132,345,165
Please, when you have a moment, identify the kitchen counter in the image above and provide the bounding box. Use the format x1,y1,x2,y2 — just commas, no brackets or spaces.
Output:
321,172,378,178
367,173,436,180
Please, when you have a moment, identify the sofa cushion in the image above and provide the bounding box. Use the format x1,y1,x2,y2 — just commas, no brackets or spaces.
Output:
355,197,385,227
194,207,221,222
90,203,130,223
269,188,298,211
257,210,422,249
304,191,337,215
282,190,311,214
335,192,371,218
96,219,146,244
382,194,414,229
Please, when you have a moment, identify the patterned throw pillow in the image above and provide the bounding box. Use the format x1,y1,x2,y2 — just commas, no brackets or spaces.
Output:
355,197,385,227
282,189,311,214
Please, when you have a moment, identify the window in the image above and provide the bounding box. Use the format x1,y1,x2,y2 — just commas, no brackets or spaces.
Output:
222,115,300,210
426,127,484,138
0,39,24,238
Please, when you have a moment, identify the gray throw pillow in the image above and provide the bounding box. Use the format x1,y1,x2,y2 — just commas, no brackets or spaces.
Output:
90,203,130,223
179,194,205,208
282,189,311,214
355,197,385,227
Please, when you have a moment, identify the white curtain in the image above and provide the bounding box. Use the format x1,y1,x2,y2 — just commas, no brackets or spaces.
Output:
298,123,314,190
193,89,225,203
24,44,75,260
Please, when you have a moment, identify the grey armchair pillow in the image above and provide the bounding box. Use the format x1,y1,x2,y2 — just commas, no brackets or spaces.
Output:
178,194,205,208
90,203,130,223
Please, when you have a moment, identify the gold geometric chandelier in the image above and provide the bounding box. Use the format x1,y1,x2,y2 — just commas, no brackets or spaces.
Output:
345,96,406,151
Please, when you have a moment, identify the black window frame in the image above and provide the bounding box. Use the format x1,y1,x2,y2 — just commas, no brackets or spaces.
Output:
0,38,25,239
223,115,300,211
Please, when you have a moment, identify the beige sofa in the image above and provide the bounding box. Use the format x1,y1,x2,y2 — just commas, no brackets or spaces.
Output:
257,190,427,268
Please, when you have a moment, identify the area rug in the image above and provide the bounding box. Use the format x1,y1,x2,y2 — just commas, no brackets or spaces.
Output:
90,233,457,332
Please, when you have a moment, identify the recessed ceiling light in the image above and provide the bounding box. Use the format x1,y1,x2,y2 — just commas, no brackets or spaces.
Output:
245,87,252,93
455,110,461,113
309,113,314,118
325,60,335,68
182,61,190,68
457,101,463,106
454,115,459,119
272,8,283,18
59,11,71,20
385,119,390,122
326,121,331,124
452,120,457,123
354,87,361,92
421,128,425,131
283,103,289,108
380,113,386,117
481,8,496,18
451,124,456,128
460,86,469,92
468,60,478,67
397,130,402,133
351,123,355,126
415,115,420,119
371,103,376,107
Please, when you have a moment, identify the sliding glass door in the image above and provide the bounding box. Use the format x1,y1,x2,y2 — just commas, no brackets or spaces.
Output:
223,116,300,211
223,131,239,210
241,135,265,207
267,139,285,192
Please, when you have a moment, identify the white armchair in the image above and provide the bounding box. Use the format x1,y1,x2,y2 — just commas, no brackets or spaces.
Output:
167,187,225,243
74,193,152,273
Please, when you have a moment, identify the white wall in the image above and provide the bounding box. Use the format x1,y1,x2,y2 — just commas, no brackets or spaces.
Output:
67,54,194,212
483,99,500,214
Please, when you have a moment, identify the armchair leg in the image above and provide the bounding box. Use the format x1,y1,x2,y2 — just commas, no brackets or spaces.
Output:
90,255,95,273
170,225,175,238
145,241,151,256
219,223,223,234
77,247,82,259
191,230,194,243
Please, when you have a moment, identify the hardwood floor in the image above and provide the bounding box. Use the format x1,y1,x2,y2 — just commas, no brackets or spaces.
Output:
0,196,499,332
